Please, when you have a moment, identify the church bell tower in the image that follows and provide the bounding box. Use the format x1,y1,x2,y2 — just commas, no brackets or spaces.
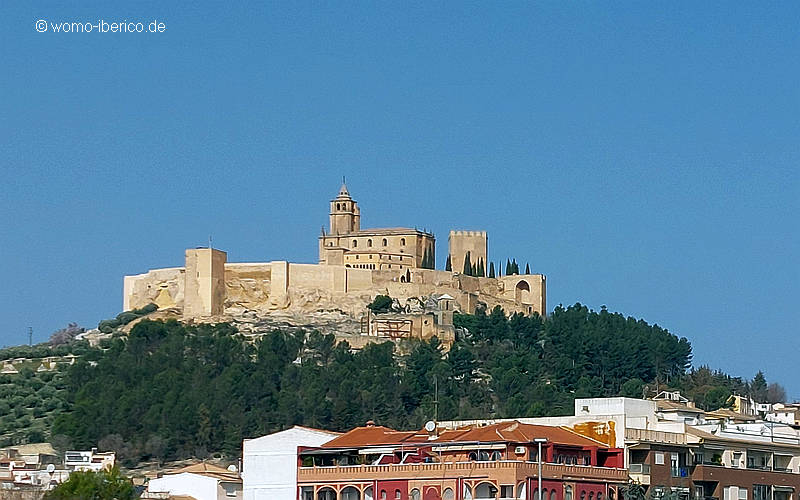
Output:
329,182,360,235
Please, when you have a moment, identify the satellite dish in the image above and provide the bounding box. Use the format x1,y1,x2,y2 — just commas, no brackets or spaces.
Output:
227,465,237,473
46,464,55,473
424,420,436,433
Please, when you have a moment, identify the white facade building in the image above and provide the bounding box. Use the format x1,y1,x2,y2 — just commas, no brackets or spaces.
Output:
242,426,339,500
145,463,242,500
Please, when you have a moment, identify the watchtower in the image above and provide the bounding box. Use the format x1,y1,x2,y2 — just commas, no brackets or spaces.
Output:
184,248,226,318
448,231,488,275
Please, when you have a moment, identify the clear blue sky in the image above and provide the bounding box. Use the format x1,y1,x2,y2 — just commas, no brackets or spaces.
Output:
1,3,798,396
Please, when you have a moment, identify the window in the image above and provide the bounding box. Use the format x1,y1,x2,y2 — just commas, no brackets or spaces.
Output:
551,491,557,500
396,490,402,500
655,452,665,465
581,492,586,500
381,492,387,500
353,240,358,247
739,489,748,500
223,484,237,497
753,486,769,500
367,239,372,247
337,203,341,210
501,486,514,499
301,486,314,500
400,238,406,246
443,489,454,500
565,486,573,500
410,489,420,500
589,493,594,500
382,238,387,246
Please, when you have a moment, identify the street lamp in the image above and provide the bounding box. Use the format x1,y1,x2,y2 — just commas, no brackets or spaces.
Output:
534,438,547,500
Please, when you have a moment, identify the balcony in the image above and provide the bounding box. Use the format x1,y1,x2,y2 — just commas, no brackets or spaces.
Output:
625,428,687,445
629,463,651,485
298,461,629,483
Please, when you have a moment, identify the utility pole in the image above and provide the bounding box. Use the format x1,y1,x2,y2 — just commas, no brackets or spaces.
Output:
28,327,32,346
434,375,439,422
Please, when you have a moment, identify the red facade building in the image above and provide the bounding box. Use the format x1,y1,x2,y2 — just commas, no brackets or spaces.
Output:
296,420,627,500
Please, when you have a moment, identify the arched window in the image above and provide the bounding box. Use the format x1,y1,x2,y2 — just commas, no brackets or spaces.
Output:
443,488,454,500
365,487,374,500
318,487,336,500
352,240,357,247
342,487,361,500
463,485,473,500
395,490,402,499
598,493,604,500
565,486,573,500
552,490,558,500
517,484,527,500
382,238,387,246
534,489,540,500
367,239,372,247
410,489,421,500
400,238,406,246
336,203,341,210
589,493,594,500
581,491,586,500
381,491,387,500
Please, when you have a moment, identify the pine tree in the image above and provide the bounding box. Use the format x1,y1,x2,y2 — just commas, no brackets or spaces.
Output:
525,263,530,274
445,255,451,271
463,252,472,276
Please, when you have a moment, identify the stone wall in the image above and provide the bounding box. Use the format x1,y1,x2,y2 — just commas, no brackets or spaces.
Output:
448,231,488,275
123,252,547,323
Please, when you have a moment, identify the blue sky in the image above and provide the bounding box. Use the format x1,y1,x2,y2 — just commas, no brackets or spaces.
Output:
1,3,798,396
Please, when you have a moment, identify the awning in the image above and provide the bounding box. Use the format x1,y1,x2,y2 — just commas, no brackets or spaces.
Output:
300,448,357,455
773,487,794,492
432,444,506,452
358,447,396,455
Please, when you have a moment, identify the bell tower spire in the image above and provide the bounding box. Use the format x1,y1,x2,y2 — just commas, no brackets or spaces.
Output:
330,181,359,235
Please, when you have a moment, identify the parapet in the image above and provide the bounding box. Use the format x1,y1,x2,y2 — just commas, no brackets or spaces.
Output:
449,230,487,237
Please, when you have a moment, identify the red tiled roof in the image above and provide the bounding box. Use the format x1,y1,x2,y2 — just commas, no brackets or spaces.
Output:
321,421,607,449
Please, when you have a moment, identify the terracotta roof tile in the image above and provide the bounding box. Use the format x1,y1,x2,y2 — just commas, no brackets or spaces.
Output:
321,421,608,449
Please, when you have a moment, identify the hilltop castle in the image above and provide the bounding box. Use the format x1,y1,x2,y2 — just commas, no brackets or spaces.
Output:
122,184,546,341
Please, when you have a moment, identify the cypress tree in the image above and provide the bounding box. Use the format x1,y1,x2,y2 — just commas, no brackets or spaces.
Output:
512,258,519,275
488,261,495,278
505,259,511,276
525,263,530,274
463,252,472,276
477,258,485,277
445,255,452,271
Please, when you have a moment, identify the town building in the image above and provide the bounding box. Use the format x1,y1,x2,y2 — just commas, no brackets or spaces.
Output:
144,463,242,500
242,426,340,500
64,448,115,472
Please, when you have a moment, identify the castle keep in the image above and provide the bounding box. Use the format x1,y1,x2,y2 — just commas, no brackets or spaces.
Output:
123,184,546,338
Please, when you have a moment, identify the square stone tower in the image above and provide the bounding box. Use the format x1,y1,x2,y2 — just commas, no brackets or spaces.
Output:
184,248,226,318
449,231,488,275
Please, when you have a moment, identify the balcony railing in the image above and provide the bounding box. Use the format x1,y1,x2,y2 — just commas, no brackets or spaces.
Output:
625,428,686,445
297,460,629,483
630,464,651,474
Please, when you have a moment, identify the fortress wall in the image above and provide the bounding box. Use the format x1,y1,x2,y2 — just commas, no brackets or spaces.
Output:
287,263,339,291
345,268,374,291
123,267,185,311
224,263,272,309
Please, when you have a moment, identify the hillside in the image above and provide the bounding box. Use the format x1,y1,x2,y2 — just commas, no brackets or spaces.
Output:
0,302,765,466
